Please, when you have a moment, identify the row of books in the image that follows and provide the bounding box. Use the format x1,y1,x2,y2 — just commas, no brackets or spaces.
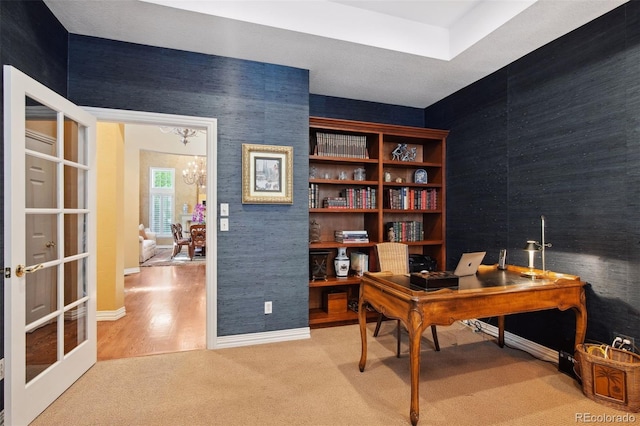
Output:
312,132,369,158
339,187,376,209
383,187,438,210
335,230,369,243
386,221,424,242
309,183,320,208
310,185,378,209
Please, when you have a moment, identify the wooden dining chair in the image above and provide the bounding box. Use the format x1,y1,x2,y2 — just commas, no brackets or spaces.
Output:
171,223,190,259
374,242,440,356
188,224,206,260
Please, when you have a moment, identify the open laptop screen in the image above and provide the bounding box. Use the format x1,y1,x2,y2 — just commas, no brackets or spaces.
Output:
453,252,486,276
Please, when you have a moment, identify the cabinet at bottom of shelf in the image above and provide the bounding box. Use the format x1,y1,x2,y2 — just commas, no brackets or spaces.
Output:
309,307,379,328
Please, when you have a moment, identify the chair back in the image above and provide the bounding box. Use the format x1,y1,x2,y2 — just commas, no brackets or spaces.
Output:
375,242,409,274
190,224,206,247
171,224,180,242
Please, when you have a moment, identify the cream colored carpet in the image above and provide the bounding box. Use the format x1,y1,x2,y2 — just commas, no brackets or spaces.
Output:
31,322,629,426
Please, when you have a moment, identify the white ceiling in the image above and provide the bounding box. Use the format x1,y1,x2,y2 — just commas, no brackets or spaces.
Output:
43,0,627,108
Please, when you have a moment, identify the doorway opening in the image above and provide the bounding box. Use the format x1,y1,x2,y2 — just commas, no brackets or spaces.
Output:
84,107,218,357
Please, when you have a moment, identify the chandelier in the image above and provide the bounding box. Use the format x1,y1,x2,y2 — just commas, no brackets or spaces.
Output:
160,127,204,145
183,156,206,188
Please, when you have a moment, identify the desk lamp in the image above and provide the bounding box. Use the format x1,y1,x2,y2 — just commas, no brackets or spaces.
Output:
522,215,552,278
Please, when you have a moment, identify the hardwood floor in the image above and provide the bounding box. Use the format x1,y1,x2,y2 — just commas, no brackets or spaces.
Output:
97,264,206,361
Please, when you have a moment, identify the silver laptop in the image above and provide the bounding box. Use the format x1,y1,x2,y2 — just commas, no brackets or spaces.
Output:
453,252,486,276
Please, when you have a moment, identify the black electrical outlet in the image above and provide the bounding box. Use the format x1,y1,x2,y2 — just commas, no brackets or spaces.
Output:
558,350,577,379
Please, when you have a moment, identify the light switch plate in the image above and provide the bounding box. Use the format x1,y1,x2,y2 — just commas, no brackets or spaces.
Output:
220,203,229,217
220,218,229,231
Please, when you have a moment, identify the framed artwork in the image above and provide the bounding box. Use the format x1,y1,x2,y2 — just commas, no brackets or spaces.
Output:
242,143,293,204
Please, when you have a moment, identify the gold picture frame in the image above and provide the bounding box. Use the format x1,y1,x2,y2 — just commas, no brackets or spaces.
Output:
242,143,293,204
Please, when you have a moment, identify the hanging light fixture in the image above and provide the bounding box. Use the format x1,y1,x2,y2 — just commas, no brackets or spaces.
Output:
183,156,206,188
160,127,204,145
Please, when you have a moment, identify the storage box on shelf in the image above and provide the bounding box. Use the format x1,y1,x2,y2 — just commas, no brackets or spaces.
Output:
308,117,448,328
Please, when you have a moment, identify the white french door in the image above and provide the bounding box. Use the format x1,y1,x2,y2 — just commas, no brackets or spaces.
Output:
3,65,97,425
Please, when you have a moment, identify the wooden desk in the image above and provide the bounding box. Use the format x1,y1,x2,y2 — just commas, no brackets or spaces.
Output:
358,265,587,426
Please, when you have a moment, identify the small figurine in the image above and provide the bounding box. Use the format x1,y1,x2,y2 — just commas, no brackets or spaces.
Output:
391,143,406,161
388,227,396,242
309,219,321,243
391,143,417,162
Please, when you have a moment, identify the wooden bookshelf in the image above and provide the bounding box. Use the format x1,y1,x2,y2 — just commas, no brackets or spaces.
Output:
308,117,449,328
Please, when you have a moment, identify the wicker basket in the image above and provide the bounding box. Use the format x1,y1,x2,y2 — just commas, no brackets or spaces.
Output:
574,344,640,412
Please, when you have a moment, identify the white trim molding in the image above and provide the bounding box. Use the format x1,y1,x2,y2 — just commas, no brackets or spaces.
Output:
124,267,140,276
462,319,558,364
97,307,126,322
215,327,311,349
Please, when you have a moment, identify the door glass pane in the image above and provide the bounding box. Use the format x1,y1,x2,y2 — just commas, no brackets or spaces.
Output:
25,265,58,325
64,259,87,305
64,165,87,209
25,154,57,209
25,214,59,265
64,301,88,355
64,214,87,256
26,318,58,383
64,117,88,166
25,97,57,156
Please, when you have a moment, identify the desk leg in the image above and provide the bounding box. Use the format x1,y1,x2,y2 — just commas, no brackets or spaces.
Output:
498,315,505,348
358,292,368,372
573,289,588,348
408,310,423,426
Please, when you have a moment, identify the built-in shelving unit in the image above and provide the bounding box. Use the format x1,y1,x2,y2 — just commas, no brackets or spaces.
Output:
308,117,449,328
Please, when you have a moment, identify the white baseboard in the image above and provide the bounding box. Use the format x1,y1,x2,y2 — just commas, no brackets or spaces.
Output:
97,307,126,321
462,319,558,364
124,267,140,275
215,327,310,349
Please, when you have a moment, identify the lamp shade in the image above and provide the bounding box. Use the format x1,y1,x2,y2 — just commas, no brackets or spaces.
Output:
523,240,540,251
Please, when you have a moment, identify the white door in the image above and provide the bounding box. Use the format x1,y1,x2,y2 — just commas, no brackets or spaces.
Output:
4,65,97,425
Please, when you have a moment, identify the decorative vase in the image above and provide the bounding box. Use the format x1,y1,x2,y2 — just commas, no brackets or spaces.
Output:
334,247,350,278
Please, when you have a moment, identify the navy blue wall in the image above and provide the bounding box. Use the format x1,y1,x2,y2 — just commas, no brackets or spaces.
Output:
426,1,640,352
310,94,425,127
0,0,69,411
68,35,310,336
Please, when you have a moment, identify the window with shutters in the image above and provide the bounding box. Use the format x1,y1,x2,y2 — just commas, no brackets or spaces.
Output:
149,168,174,237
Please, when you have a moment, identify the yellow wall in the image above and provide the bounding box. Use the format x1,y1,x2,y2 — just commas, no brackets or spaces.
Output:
96,123,125,311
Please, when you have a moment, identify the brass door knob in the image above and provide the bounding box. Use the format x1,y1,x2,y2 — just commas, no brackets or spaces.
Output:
15,263,44,277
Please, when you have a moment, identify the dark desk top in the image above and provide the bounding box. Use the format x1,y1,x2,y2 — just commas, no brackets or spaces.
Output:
363,265,583,296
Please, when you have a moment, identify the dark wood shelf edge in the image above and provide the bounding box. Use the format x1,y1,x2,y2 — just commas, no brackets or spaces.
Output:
309,241,442,250
309,155,378,164
309,242,375,249
383,209,442,214
309,308,379,328
309,276,361,288
310,208,379,213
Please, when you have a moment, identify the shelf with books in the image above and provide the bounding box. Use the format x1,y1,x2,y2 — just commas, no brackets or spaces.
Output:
308,117,448,328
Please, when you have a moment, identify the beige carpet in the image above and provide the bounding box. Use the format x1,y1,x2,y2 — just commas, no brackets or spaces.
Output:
31,322,630,426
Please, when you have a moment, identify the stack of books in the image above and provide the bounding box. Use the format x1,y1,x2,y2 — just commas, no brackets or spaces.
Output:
323,197,348,208
335,230,369,243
